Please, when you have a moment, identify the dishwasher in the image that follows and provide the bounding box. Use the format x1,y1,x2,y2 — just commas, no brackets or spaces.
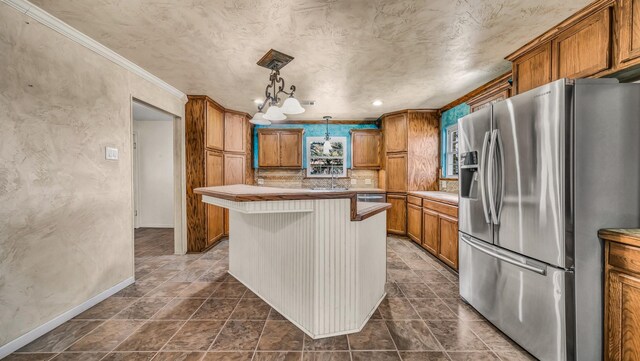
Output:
356,193,386,203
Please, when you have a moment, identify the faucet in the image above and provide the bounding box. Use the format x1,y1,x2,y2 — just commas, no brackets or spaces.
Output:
331,171,336,189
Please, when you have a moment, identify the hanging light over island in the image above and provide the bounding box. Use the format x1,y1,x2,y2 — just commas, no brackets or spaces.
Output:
250,49,305,124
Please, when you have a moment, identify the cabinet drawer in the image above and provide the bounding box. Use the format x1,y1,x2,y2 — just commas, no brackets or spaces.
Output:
407,195,422,206
422,199,458,218
609,242,640,274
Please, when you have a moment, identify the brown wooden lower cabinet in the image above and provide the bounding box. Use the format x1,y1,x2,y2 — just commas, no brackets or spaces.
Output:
438,214,459,269
207,204,224,247
419,197,459,271
406,203,422,243
422,208,439,256
386,194,407,235
602,230,640,361
223,209,229,237
205,150,225,248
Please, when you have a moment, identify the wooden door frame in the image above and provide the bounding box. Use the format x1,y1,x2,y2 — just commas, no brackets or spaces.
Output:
130,97,187,255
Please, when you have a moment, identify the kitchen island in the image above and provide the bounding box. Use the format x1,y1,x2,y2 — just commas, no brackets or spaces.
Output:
194,185,391,338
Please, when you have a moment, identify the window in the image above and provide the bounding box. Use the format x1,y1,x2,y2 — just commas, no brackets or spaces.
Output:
306,136,347,177
446,124,459,178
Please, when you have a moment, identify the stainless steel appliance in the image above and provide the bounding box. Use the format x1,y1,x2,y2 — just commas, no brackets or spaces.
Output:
458,78,640,361
356,193,386,203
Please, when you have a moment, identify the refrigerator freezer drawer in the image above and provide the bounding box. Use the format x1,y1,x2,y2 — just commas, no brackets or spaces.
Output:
459,233,575,361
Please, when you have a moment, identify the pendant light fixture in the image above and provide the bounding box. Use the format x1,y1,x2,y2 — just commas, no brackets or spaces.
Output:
250,49,305,124
249,111,271,125
322,116,332,156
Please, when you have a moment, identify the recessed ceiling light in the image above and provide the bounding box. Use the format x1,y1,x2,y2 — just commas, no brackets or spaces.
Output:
253,98,263,104
372,100,383,106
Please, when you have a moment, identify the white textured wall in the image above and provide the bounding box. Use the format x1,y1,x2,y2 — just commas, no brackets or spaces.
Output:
133,119,174,228
0,3,185,347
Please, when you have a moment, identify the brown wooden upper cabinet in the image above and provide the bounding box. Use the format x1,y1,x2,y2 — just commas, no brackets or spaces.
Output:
383,113,407,153
618,0,640,64
552,7,611,79
257,129,303,168
467,72,512,113
504,1,640,95
512,43,553,95
351,129,381,169
224,152,246,185
224,112,247,153
386,153,408,193
206,101,224,150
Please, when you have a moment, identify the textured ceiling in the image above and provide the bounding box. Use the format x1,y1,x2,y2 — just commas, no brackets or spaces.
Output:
31,0,591,120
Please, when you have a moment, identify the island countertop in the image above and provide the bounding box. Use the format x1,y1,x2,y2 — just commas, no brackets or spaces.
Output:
194,184,390,221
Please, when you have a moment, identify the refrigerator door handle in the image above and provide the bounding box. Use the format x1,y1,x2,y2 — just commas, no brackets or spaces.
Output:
487,130,499,225
479,131,491,224
461,235,547,275
496,130,505,222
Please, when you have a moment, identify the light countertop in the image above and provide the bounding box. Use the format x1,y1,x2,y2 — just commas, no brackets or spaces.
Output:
408,191,459,205
194,185,391,221
599,228,640,248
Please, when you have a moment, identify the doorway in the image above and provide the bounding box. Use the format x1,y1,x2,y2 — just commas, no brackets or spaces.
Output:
132,100,178,257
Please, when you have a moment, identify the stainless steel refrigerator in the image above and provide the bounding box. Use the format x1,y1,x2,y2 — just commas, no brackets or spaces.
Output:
458,78,640,361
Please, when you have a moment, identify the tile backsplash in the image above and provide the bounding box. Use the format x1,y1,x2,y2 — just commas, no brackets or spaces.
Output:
439,179,459,194
255,169,379,189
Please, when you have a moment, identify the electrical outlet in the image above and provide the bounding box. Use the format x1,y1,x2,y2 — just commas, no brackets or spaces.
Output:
257,178,265,185
364,178,372,185
350,179,357,185
105,147,119,160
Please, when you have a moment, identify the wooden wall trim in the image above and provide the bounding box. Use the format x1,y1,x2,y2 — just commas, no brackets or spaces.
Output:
378,109,439,119
505,0,615,61
440,71,512,112
224,108,253,119
270,119,378,124
187,95,225,111
466,72,513,106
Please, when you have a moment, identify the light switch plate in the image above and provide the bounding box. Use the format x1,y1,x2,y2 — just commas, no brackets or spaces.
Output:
364,178,372,185
105,147,119,160
350,179,357,185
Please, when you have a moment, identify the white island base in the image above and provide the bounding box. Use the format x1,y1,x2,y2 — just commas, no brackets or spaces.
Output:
198,187,388,339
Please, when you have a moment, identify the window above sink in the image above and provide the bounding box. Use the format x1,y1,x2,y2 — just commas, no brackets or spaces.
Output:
306,136,347,178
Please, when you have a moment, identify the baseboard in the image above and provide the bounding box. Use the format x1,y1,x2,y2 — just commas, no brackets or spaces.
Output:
0,276,134,359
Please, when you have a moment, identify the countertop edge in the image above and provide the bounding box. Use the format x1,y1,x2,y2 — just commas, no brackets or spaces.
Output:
195,186,391,222
599,228,640,248
408,191,459,206
195,187,358,202
354,202,392,222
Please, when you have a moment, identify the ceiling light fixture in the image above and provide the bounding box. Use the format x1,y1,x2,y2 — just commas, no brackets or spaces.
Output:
249,111,271,125
250,49,305,124
372,100,383,106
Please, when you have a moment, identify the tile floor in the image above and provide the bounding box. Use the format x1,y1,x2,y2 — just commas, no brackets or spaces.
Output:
7,230,536,361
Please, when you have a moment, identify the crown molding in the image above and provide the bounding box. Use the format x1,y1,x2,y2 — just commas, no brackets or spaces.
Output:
2,0,187,102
